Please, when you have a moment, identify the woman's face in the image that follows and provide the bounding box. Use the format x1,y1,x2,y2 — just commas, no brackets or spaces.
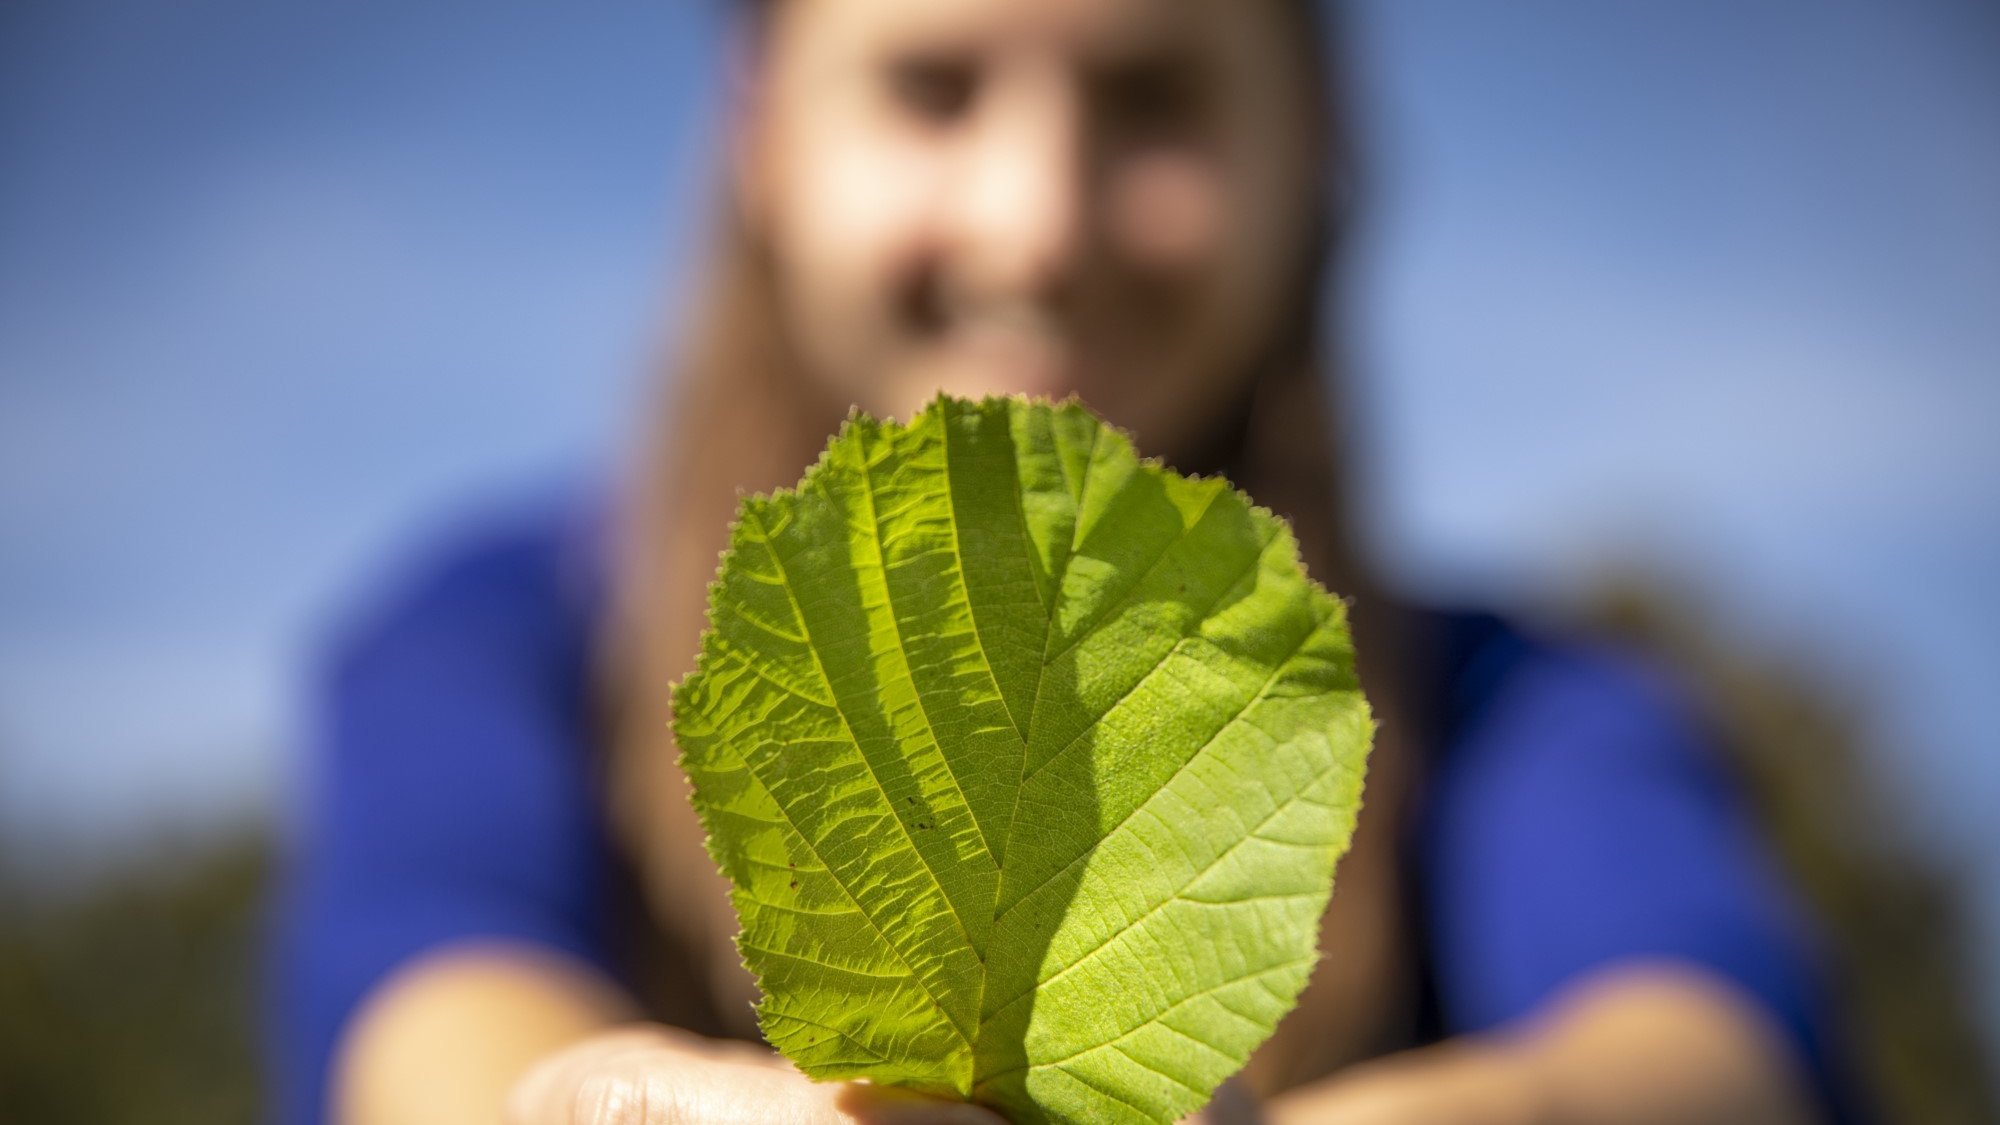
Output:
737,0,1321,457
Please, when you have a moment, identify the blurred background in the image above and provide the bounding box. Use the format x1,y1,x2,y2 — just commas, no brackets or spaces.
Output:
1,0,1994,1120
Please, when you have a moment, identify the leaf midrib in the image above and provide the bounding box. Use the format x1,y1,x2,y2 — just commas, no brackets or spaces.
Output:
971,416,1098,1079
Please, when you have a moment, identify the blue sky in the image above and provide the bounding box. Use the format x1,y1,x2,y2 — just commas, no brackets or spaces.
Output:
2,0,1996,1017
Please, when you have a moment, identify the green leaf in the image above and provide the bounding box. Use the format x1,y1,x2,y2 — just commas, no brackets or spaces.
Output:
672,395,1373,1124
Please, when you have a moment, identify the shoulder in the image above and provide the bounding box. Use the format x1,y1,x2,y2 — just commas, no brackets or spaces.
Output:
1423,607,1724,799
1415,605,1763,932
278,484,624,1125
297,481,619,842
1412,607,1858,1116
314,483,611,702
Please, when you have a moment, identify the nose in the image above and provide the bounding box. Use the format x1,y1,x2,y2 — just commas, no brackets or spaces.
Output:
947,66,1090,303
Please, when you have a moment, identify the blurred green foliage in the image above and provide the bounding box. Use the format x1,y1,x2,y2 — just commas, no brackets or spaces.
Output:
0,831,268,1125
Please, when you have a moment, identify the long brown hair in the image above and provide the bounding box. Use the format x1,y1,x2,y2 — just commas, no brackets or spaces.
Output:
596,0,1435,1094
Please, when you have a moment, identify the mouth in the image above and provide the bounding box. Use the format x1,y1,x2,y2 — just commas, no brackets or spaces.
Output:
934,300,1080,398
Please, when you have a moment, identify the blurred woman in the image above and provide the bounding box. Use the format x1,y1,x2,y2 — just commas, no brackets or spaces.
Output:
277,1,1859,1122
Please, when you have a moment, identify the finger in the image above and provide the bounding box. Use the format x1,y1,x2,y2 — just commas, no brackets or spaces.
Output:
507,1028,1004,1125
506,1027,705,1125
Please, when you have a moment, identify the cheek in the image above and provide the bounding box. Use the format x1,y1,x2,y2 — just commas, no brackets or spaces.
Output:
768,124,944,379
1102,147,1281,376
1089,142,1304,455
1107,151,1226,276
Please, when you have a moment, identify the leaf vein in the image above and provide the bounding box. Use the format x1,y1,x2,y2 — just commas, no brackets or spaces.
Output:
1017,525,1282,793
738,503,976,1048
986,607,1335,1016
859,425,1002,890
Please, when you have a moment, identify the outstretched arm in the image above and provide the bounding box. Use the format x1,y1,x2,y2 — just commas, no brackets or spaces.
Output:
1266,962,1817,1125
335,941,1012,1125
334,944,634,1125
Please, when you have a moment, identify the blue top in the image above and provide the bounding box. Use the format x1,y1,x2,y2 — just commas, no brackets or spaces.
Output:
270,493,1865,1124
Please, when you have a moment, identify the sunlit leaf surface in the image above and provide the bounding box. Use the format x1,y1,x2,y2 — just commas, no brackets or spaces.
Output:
673,395,1372,1124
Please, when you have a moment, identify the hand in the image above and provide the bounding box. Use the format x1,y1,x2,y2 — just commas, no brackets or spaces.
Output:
1261,1045,1544,1125
1258,1041,1556,1125
1255,965,1821,1125
505,1024,1007,1125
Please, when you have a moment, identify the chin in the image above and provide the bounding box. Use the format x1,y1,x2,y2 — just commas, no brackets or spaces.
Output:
857,351,1093,424
935,357,1085,405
